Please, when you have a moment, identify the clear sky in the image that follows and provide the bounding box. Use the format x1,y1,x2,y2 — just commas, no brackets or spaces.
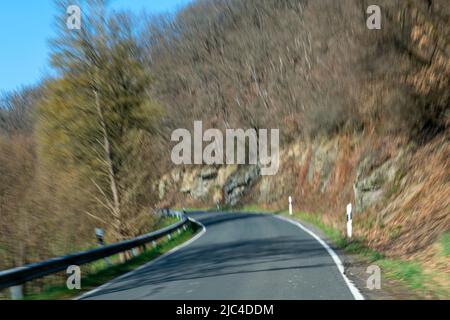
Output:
0,0,192,93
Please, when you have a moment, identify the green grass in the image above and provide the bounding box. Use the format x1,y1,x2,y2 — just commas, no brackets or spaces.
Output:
439,232,450,257
378,259,425,290
176,206,213,211
237,204,269,213
155,216,182,229
24,223,199,300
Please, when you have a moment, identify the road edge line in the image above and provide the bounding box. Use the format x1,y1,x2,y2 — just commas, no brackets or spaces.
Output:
274,215,365,300
74,217,207,300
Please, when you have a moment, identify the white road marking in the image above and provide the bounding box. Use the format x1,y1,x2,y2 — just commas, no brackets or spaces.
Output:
76,213,363,300
75,217,207,300
274,215,365,300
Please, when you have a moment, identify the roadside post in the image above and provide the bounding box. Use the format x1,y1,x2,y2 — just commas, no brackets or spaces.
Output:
289,196,293,215
96,228,112,266
10,285,23,300
346,203,353,238
95,228,105,246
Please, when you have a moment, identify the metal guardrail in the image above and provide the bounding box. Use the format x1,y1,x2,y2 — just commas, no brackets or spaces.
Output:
0,210,189,293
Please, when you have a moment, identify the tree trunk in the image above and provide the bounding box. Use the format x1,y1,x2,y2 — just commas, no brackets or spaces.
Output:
93,90,123,242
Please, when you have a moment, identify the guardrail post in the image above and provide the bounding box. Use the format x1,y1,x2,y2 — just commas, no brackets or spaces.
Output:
10,285,23,300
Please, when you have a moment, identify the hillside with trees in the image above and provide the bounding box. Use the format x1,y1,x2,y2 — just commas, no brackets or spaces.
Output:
0,0,448,297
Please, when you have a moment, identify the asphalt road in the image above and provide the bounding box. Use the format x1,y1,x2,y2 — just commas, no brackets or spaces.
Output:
81,212,358,300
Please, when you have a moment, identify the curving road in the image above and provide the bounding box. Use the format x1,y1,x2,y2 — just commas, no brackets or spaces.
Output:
80,212,361,300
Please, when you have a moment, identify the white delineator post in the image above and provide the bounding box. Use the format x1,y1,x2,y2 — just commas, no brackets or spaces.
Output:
289,196,293,215
346,203,353,238
10,285,23,300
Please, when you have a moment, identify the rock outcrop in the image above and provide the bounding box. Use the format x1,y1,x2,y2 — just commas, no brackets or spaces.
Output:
157,133,449,260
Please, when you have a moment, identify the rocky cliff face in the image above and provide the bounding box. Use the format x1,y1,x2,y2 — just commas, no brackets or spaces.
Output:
156,164,260,207
157,132,449,261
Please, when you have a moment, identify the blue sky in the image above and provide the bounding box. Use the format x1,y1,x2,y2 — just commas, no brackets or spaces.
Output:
0,0,192,93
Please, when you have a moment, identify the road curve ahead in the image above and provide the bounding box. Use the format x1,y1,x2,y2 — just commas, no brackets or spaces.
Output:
81,212,359,300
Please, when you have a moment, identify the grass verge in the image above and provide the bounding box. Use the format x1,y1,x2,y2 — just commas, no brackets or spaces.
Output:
439,232,450,257
24,222,199,300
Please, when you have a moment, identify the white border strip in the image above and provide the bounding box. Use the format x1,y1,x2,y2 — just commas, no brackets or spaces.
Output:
274,215,364,300
75,217,207,300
